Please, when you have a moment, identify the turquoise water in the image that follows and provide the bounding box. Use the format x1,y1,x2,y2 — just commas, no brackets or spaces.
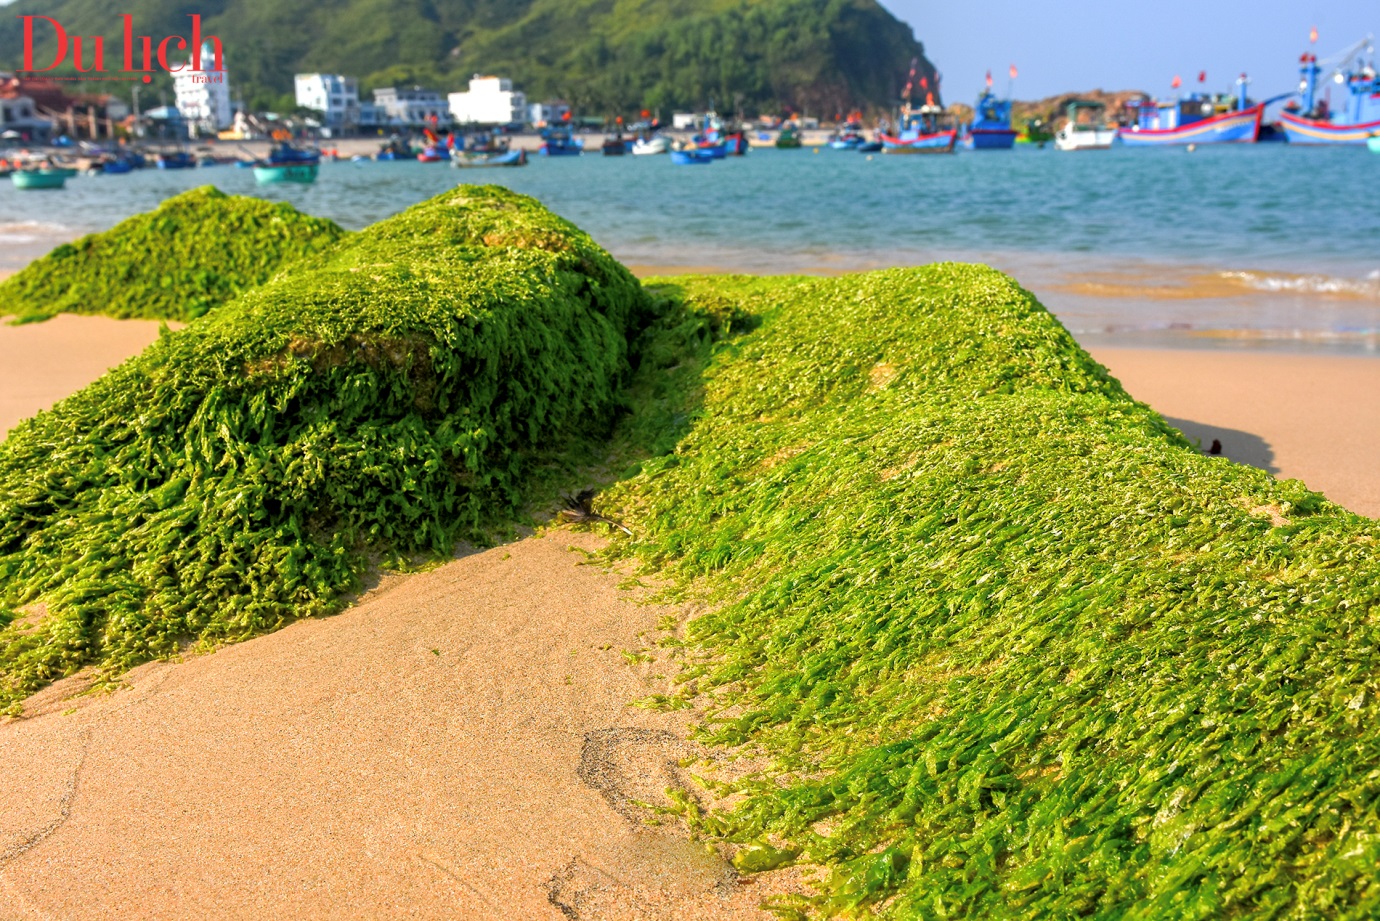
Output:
3,144,1378,351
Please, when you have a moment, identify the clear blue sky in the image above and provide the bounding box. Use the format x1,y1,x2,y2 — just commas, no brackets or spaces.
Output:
880,0,1375,102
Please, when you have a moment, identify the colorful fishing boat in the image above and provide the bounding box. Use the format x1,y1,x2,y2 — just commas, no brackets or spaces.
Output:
1278,39,1380,145
539,124,583,156
965,84,1017,149
376,138,416,161
829,119,864,149
880,105,957,154
11,168,68,189
671,144,714,165
1119,76,1263,146
1054,100,1116,151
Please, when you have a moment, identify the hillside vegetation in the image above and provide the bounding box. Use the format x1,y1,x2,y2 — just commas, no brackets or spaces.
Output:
0,187,345,323
0,0,935,115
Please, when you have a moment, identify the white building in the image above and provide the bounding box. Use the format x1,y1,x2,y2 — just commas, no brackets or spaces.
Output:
448,75,526,128
528,100,570,127
295,74,359,132
173,42,233,133
372,86,452,130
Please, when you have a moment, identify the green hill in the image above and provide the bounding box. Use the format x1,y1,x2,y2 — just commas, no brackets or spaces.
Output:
0,0,936,115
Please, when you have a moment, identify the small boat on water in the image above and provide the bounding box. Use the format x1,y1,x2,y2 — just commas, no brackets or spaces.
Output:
1119,76,1264,146
880,104,957,154
376,137,416,161
539,124,583,156
965,83,1018,149
829,122,864,150
451,148,527,168
253,163,319,184
602,132,629,156
11,168,69,190
631,134,670,155
416,129,450,162
1054,100,1117,151
775,124,803,148
670,142,714,165
251,142,321,183
1278,39,1380,145
1369,134,1380,153
156,151,196,169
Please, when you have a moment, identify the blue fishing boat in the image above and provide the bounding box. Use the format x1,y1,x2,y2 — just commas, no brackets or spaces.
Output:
452,148,527,168
1278,38,1380,145
376,137,416,161
670,146,714,165
829,119,865,149
1119,76,1263,146
539,124,583,156
156,151,195,169
965,86,1017,149
880,63,957,154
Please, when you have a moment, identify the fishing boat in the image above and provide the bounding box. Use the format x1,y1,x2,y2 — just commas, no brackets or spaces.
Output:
602,133,629,156
670,142,714,165
100,157,135,175
1278,38,1380,145
631,134,670,155
11,168,69,189
376,138,416,161
829,118,865,149
856,138,883,153
1119,76,1264,146
880,105,957,154
416,129,450,162
451,147,527,168
1054,100,1116,151
965,84,1017,149
775,124,803,148
539,123,583,156
156,151,196,169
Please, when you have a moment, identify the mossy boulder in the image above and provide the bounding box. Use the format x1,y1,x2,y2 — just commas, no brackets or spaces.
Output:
0,185,646,709
0,186,346,323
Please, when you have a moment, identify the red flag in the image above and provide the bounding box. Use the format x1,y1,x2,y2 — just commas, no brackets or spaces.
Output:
640,109,650,118
1309,25,1318,43
985,70,992,88
1198,70,1206,83
1171,75,1182,89
920,76,928,89
1009,64,1018,80
562,110,571,121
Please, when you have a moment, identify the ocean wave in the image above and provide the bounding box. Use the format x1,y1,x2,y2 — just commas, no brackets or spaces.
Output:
1219,270,1380,301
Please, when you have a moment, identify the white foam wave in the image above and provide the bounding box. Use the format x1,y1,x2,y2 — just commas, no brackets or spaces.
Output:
1220,270,1380,300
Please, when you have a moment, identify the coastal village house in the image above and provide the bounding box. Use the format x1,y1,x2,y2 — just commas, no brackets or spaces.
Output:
172,43,234,134
0,80,53,142
448,75,526,128
372,86,452,130
295,74,360,133
528,101,571,127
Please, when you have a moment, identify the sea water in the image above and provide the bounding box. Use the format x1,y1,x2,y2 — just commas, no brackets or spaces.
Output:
2,143,1377,353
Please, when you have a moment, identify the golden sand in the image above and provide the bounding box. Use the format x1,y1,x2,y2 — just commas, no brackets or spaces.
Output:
0,531,799,919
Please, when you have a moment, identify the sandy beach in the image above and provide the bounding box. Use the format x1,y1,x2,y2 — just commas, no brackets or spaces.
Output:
1,307,1376,916
0,530,796,919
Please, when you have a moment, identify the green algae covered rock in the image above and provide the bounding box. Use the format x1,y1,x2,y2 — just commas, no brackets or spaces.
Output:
0,185,645,709
0,186,346,323
607,268,1380,919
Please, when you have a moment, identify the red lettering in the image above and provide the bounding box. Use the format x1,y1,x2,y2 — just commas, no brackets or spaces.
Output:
72,35,104,73
20,15,67,72
157,35,186,73
188,17,223,72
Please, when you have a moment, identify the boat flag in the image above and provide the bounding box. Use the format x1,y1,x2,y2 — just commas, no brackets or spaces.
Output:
1009,64,1018,80
1198,70,1206,83
1171,75,1182,89
986,70,992,88
1309,25,1318,43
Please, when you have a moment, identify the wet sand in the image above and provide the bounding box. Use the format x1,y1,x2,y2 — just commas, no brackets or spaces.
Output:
1091,346,1380,518
0,314,167,439
0,531,795,919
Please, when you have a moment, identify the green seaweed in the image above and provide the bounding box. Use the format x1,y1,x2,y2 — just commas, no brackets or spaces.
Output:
602,268,1380,919
0,185,645,710
0,186,346,323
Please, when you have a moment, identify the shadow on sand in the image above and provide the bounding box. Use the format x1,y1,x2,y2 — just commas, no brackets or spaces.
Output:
1164,416,1278,476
